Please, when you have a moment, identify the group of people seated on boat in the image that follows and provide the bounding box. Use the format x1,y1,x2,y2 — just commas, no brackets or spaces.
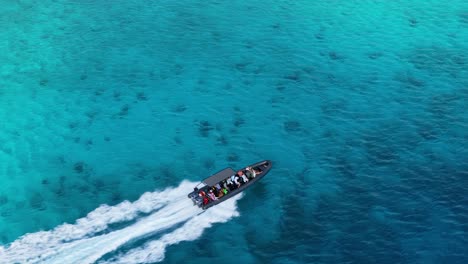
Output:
198,166,263,206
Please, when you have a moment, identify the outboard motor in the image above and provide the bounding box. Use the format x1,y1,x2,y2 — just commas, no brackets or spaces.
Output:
188,188,199,199
194,196,202,207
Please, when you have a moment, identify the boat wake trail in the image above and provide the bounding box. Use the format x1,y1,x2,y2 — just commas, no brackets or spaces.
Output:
0,181,241,264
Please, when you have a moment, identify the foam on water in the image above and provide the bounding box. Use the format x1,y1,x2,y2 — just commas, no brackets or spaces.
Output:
103,194,241,264
0,181,241,264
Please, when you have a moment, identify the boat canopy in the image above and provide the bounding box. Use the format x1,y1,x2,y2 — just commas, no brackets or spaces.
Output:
203,168,236,186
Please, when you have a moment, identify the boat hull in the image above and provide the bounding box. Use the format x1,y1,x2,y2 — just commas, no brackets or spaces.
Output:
188,160,272,210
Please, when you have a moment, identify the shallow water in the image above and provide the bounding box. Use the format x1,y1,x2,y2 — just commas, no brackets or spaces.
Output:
0,0,467,263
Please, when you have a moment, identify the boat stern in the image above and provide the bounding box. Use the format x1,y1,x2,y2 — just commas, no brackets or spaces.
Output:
188,188,203,207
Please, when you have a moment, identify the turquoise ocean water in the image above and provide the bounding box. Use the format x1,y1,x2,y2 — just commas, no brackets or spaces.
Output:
0,0,467,263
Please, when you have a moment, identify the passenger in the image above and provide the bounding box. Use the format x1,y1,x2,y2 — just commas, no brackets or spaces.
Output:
226,177,232,190
225,178,234,190
215,183,222,190
234,175,241,188
237,170,248,184
237,171,243,179
246,166,256,179
245,169,253,179
230,174,236,184
217,189,224,198
199,190,206,197
241,173,249,183
222,188,228,195
228,175,237,189
211,186,219,196
222,181,229,190
208,190,218,201
203,196,209,205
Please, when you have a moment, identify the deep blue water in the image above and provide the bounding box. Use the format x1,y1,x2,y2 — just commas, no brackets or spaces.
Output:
0,0,467,263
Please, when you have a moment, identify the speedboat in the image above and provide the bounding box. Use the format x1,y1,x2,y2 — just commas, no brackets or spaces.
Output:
188,160,272,209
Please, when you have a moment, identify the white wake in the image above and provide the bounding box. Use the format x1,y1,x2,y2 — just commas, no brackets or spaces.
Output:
0,181,241,264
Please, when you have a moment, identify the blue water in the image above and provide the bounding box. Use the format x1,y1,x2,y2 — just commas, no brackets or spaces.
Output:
1,0,467,263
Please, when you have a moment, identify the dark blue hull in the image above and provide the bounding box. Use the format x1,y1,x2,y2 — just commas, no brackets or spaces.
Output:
188,160,272,210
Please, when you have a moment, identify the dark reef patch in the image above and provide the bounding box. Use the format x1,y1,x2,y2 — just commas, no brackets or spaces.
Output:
73,161,94,176
54,182,66,197
408,18,418,27
284,71,301,81
224,83,233,90
85,110,98,121
242,79,252,86
118,104,130,117
111,191,122,203
56,155,66,165
216,135,228,146
172,104,187,113
39,79,48,86
68,121,79,130
173,64,184,75
1,235,9,244
328,51,339,60
276,85,286,92
80,74,88,80
314,25,327,40
113,91,121,101
283,120,302,133
226,153,239,162
77,184,90,194
136,167,149,180
394,72,425,88
95,89,104,96
29,193,46,210
203,158,215,170
315,32,324,40
233,117,244,127
234,62,251,72
74,162,85,174
244,40,254,49
174,136,182,144
1,208,12,217
136,92,148,101
0,195,8,206
93,179,105,190
85,139,93,149
458,11,468,24
367,52,383,60
198,120,214,137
